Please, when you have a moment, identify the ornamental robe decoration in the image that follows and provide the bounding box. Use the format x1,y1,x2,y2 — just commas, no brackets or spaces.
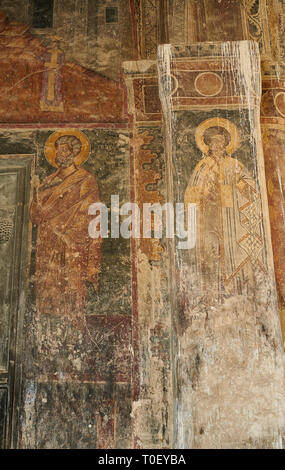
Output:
184,118,267,302
30,130,102,329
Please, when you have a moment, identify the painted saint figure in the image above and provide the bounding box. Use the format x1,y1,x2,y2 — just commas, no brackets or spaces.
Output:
30,130,102,328
184,118,267,300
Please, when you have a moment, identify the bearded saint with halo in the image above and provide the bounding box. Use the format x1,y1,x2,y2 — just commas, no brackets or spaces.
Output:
30,129,102,329
184,117,267,303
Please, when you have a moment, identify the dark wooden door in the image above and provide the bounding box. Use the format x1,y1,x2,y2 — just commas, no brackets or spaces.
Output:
0,155,32,448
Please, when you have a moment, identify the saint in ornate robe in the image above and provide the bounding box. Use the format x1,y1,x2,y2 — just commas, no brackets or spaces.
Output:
184,155,267,301
30,167,102,327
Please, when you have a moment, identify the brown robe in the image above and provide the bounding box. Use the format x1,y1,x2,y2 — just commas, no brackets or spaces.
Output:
30,166,102,327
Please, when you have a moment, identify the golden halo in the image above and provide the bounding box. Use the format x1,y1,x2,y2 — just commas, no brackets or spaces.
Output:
44,129,90,168
195,118,240,155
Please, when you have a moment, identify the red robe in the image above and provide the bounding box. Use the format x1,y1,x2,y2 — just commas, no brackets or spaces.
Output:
30,167,102,328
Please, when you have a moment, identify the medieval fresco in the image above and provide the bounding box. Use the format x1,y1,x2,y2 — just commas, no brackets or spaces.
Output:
261,70,285,348
0,0,134,81
0,0,285,451
0,0,139,448
0,128,133,448
30,130,102,329
262,123,285,346
158,41,285,449
0,6,127,123
178,111,267,303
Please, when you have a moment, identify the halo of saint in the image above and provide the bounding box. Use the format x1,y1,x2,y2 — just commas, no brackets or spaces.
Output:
44,129,91,168
195,117,240,156
30,129,101,329
184,117,266,301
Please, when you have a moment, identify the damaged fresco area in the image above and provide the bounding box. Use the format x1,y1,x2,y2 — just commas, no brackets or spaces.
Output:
0,0,285,451
131,126,173,448
0,128,133,448
174,111,285,447
158,41,285,448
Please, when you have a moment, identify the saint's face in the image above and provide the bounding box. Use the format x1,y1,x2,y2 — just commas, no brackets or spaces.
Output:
55,143,75,168
208,134,227,160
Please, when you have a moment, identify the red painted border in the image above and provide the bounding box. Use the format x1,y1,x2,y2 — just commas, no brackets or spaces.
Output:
0,123,130,129
129,0,138,60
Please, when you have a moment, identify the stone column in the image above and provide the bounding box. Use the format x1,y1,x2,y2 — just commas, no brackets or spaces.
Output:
123,60,173,448
158,41,285,448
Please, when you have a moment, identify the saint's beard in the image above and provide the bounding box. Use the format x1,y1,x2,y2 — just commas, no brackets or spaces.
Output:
55,153,75,168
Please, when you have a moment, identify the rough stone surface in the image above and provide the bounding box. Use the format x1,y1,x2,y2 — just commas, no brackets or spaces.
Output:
158,40,285,448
